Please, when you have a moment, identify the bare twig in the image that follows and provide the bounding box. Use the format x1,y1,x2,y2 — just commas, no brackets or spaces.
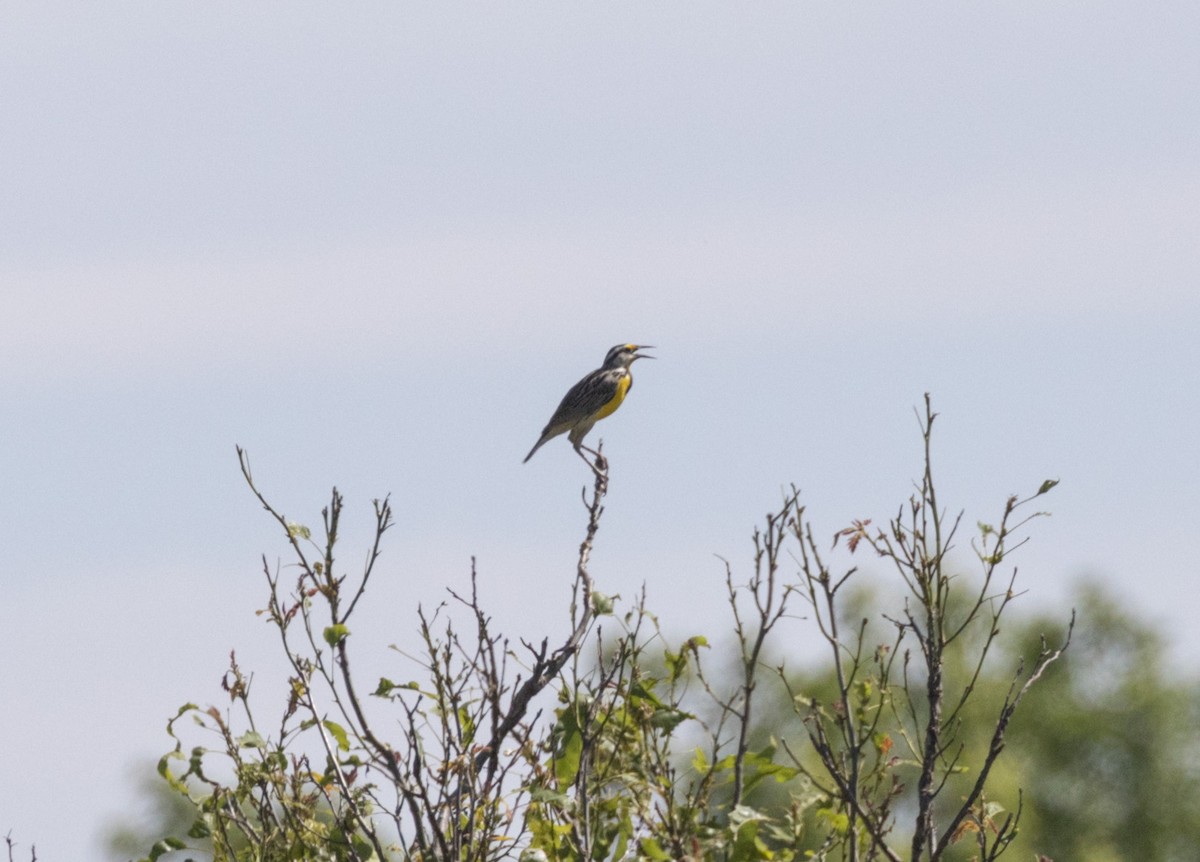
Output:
5,832,36,862
934,613,1075,861
730,489,799,806
471,449,607,779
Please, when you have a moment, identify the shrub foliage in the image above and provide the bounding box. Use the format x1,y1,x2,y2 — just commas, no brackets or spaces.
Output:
147,397,1070,862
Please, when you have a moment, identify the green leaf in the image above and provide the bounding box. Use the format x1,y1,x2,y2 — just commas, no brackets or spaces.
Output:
712,752,737,774
730,811,773,861
145,837,187,861
236,730,265,749
323,624,350,646
629,678,667,709
637,838,673,861
528,786,571,805
665,634,710,681
373,678,397,696
187,746,206,779
611,808,632,861
373,678,422,698
157,767,191,797
664,648,684,680
554,710,584,789
1037,478,1059,496
458,705,476,745
590,590,614,615
729,805,770,829
650,706,693,732
286,521,311,539
351,836,376,860
323,719,350,751
817,806,850,835
739,744,800,794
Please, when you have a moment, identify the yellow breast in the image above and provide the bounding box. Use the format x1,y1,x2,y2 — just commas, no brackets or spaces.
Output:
593,371,631,421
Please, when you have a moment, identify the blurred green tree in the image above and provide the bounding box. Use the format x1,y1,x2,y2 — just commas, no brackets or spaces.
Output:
727,580,1200,862
999,583,1200,861
105,766,199,862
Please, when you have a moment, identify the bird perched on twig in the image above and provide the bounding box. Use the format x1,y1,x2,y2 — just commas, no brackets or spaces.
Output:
524,343,655,467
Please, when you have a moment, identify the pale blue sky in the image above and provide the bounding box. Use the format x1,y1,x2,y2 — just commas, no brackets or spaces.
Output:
2,3,1198,858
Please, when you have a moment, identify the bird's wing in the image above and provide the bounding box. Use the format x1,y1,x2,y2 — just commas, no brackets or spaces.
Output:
543,369,619,430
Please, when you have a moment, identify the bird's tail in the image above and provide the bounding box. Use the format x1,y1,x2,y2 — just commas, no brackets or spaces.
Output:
523,435,548,463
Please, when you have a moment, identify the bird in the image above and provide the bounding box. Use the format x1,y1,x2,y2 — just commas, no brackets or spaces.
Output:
524,343,655,466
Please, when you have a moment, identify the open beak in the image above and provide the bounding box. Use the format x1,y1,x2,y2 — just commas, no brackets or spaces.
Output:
633,345,655,361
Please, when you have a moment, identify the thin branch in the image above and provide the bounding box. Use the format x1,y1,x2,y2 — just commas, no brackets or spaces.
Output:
470,452,608,780
934,612,1075,861
731,490,799,806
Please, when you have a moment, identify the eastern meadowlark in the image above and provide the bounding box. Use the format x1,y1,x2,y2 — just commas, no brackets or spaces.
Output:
524,343,655,466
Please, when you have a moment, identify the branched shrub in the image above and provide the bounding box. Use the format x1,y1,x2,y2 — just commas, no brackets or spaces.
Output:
145,398,1069,862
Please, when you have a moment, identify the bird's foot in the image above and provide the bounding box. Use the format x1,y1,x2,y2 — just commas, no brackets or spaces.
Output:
575,443,608,478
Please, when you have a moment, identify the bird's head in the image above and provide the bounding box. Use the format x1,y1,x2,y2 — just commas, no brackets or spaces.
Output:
603,343,655,369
